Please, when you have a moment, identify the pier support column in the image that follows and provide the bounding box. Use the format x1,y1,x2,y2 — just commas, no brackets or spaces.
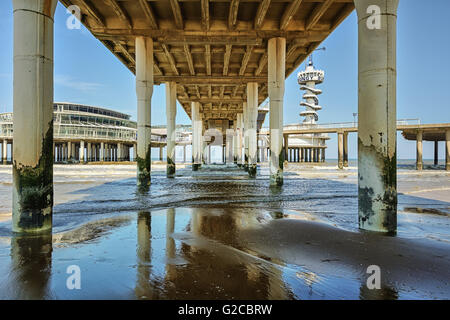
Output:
136,37,153,186
283,136,289,165
434,140,439,166
446,130,450,171
416,130,423,170
236,113,243,167
80,141,85,163
338,132,344,169
268,37,286,186
67,141,72,161
243,102,249,171
355,0,399,234
100,142,104,161
233,120,238,164
2,140,7,164
166,82,177,177
87,142,91,162
226,129,233,164
12,0,57,233
116,143,121,162
343,132,349,167
192,102,202,171
247,82,258,178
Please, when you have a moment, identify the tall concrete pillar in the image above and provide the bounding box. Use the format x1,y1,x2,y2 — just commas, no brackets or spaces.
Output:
116,143,121,162
166,81,177,177
446,130,450,171
355,0,399,234
233,120,238,164
416,130,423,170
434,140,439,166
136,37,153,186
87,142,92,162
226,129,233,164
80,141,85,163
343,132,349,167
268,37,285,186
202,131,207,164
2,140,7,164
12,0,57,233
100,142,104,161
243,102,249,171
236,113,243,167
68,141,72,161
192,102,202,171
322,148,326,162
338,132,344,169
247,82,258,177
183,145,186,163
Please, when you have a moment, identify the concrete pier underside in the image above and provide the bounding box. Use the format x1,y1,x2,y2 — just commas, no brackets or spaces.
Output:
12,0,405,235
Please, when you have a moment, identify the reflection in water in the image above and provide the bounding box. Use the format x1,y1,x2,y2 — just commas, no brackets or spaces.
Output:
165,208,176,282
9,234,53,299
359,283,399,300
135,211,153,299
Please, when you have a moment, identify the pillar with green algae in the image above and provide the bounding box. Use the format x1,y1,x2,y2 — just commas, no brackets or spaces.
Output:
135,36,153,187
355,0,399,233
166,81,177,178
268,37,286,187
12,0,57,233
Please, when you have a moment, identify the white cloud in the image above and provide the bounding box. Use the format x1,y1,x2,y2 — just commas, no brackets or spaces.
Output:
55,74,104,92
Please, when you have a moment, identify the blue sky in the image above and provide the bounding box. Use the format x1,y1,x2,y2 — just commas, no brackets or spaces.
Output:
0,0,449,159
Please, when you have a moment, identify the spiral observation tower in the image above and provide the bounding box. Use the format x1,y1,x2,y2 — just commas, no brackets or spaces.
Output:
285,59,329,163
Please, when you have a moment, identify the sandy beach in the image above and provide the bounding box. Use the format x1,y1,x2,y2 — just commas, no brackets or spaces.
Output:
0,162,448,299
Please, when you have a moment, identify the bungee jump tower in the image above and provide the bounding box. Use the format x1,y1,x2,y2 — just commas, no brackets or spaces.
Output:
285,59,329,163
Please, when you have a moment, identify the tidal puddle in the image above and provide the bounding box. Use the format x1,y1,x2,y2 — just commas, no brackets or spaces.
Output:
1,206,446,299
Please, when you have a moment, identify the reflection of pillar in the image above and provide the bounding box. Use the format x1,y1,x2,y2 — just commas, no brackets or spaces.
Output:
10,234,53,299
446,130,450,171
247,82,258,177
416,130,423,170
136,211,152,299
338,132,344,169
136,36,153,186
434,140,439,166
166,81,177,177
165,208,176,281
355,0,399,233
268,37,285,186
12,0,57,233
343,132,348,167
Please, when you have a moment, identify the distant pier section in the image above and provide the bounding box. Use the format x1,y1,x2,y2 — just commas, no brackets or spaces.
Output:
0,102,166,163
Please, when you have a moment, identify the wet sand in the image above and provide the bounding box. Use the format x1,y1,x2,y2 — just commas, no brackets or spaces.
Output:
0,162,448,299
